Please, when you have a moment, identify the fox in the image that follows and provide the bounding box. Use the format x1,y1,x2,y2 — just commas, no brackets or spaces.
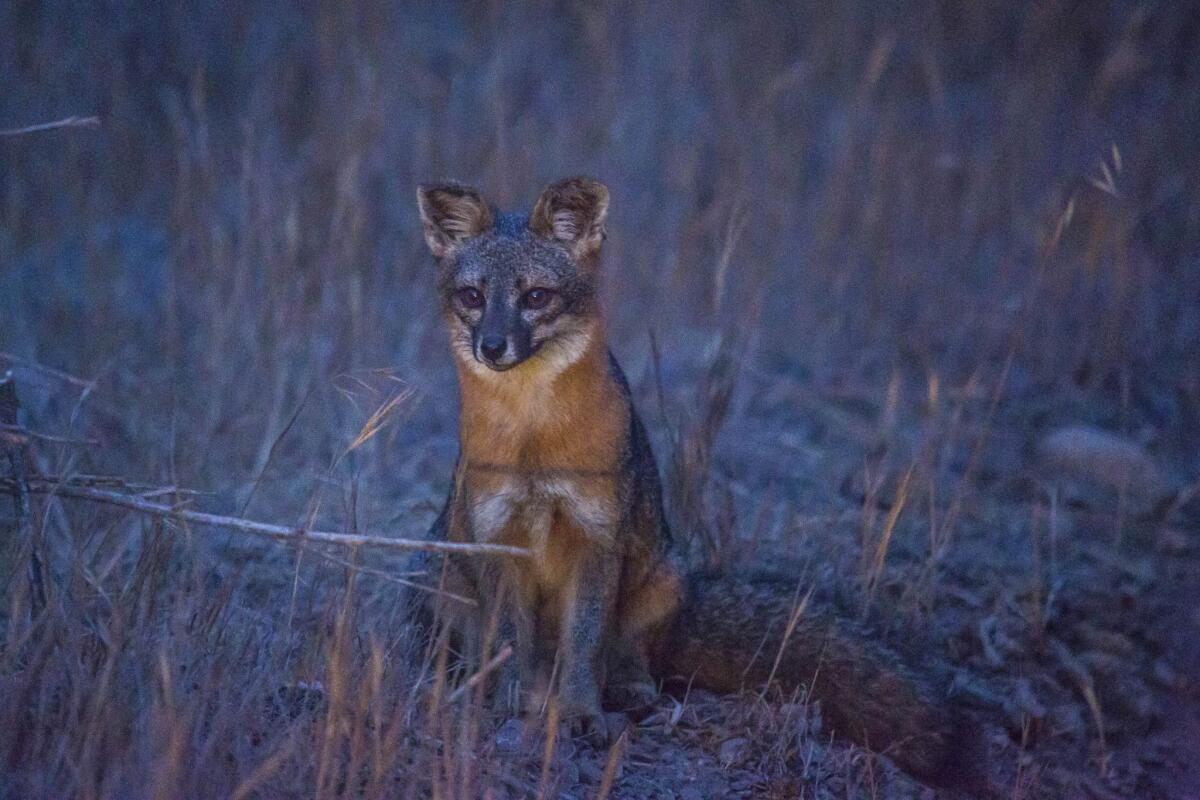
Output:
410,177,992,794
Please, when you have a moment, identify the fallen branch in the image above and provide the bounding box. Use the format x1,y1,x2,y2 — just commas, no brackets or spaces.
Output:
0,352,95,389
0,479,531,560
0,423,97,447
20,473,211,495
0,115,101,137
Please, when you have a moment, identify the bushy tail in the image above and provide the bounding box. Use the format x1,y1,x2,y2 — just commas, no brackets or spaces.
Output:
647,570,991,794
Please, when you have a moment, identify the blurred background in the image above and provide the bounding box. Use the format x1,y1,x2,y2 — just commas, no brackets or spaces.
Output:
2,2,1199,797
3,1,1199,483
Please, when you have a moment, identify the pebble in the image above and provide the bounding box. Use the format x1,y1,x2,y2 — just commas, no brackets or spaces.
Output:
1152,659,1180,689
1013,677,1047,721
1048,703,1085,736
577,760,604,783
1036,425,1169,513
493,718,525,753
718,737,749,768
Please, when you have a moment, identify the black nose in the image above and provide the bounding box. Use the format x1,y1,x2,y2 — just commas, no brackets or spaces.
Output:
480,335,507,361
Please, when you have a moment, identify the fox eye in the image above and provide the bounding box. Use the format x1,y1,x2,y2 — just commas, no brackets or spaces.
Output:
522,288,553,310
457,287,484,309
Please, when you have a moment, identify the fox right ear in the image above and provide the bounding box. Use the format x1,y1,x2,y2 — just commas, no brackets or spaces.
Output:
416,183,494,259
529,177,609,262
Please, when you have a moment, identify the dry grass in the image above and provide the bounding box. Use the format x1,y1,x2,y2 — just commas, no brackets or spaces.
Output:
2,1,1199,798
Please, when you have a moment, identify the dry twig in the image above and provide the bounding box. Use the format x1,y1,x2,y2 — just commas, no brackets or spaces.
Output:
0,479,531,559
0,115,101,137
0,422,97,446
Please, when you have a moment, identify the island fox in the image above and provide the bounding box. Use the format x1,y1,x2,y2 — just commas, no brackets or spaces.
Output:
411,177,990,793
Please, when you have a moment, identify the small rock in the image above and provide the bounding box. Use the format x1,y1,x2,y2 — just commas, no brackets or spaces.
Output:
1013,678,1046,721
718,737,749,768
1047,703,1085,736
1074,621,1136,658
1158,527,1192,554
603,711,630,739
271,681,327,718
1048,637,1091,686
1036,426,1170,513
577,759,605,783
1103,674,1158,727
951,673,1011,714
977,615,1019,667
728,774,755,791
1080,650,1124,678
493,718,525,753
1151,658,1180,689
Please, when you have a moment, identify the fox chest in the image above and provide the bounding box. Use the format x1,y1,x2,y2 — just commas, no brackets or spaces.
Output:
465,476,617,569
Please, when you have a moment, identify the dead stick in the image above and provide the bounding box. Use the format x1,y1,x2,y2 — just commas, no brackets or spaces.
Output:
0,115,101,137
0,423,97,446
0,352,95,389
22,474,210,495
0,479,530,559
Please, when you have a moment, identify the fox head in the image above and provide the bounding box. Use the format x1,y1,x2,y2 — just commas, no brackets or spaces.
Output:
417,177,609,376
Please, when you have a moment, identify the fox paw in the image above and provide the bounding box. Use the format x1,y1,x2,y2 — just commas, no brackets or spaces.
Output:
562,708,627,748
604,678,659,713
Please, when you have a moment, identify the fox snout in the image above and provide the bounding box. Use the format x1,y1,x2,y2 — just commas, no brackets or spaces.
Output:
472,301,533,370
478,334,506,362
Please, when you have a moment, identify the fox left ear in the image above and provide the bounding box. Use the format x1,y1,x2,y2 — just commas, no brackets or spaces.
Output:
529,177,609,261
416,183,494,260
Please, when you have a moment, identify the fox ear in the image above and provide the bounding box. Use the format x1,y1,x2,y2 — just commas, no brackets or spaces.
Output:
416,183,494,259
529,177,609,260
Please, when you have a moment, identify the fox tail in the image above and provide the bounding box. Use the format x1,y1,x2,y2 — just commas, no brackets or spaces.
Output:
648,570,992,794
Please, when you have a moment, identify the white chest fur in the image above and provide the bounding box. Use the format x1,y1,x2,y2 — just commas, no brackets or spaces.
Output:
467,476,615,546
